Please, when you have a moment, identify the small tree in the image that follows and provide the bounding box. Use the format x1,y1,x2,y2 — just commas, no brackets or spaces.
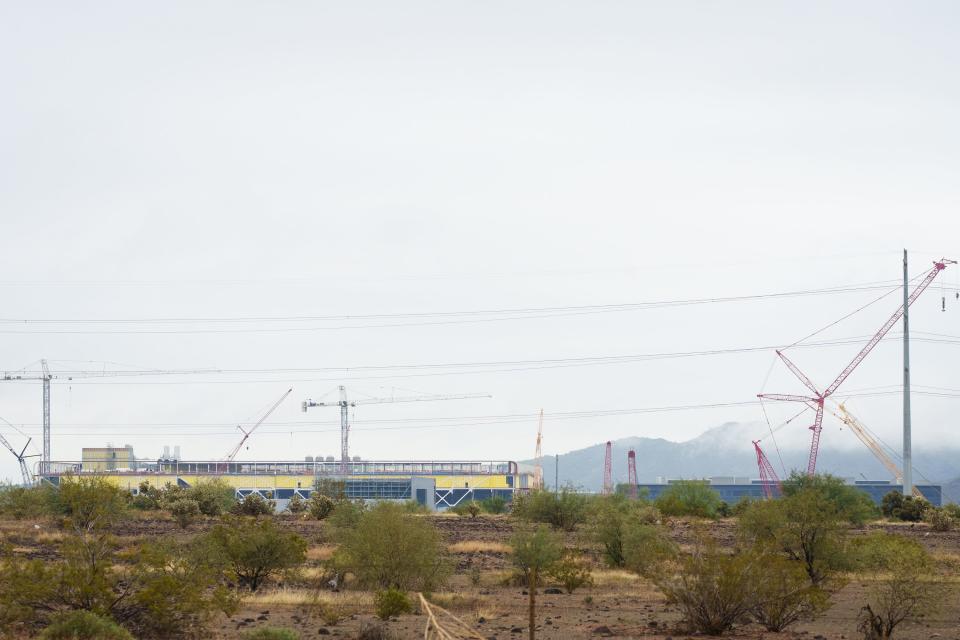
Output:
622,523,677,579
374,588,412,619
512,488,588,531
39,611,133,640
307,494,336,520
286,494,307,515
782,472,877,525
331,502,448,591
880,491,927,522
655,537,759,635
654,480,722,519
547,551,593,593
853,532,944,640
751,553,829,631
48,475,128,530
168,498,200,529
206,517,307,591
511,525,563,640
231,493,275,517
589,494,660,567
185,479,236,517
480,496,507,514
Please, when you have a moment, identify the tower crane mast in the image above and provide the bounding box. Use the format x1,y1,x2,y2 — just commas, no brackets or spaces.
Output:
758,258,954,476
303,386,492,472
533,409,544,490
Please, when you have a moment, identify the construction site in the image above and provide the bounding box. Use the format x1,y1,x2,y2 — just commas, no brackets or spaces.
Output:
0,256,952,511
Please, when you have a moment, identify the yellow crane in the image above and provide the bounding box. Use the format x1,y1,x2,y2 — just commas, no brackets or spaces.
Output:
829,402,924,500
533,409,544,490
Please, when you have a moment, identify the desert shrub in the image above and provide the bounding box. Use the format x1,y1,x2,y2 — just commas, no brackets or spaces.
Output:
654,481,722,519
655,538,760,635
0,532,237,638
450,501,481,517
331,502,449,591
512,525,564,640
852,532,944,640
185,479,236,517
942,502,960,520
399,500,428,514
547,552,594,593
130,481,163,510
326,498,366,530
357,624,394,640
39,610,133,640
512,488,588,531
242,628,300,640
374,588,412,619
738,487,849,586
307,493,336,520
731,496,754,516
205,517,307,591
925,507,953,532
231,493,275,517
169,498,200,529
480,495,507,514
880,491,927,522
0,484,51,519
752,553,829,631
48,475,128,530
286,494,307,515
589,494,661,568
622,523,677,578
782,472,877,525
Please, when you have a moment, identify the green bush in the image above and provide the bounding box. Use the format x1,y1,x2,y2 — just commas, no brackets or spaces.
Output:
205,517,307,591
231,493,275,517
925,507,953,532
480,496,507,514
400,500,429,514
450,501,481,517
168,498,200,529
782,472,877,525
589,494,661,567
654,481,722,519
313,478,347,501
512,488,588,531
131,481,163,510
851,532,944,640
242,628,300,640
48,475,129,530
286,494,307,515
751,553,829,632
880,491,928,522
331,502,449,591
307,493,336,520
547,552,594,593
374,588,412,619
39,610,133,640
0,484,51,519
622,524,677,579
186,479,237,517
942,502,960,520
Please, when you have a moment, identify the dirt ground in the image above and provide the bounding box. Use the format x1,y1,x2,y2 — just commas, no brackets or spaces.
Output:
4,514,960,640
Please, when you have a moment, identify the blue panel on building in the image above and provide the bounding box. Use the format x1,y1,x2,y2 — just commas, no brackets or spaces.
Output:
636,483,941,507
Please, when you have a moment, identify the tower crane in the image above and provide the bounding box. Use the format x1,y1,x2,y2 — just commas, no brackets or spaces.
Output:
1,359,54,471
0,417,39,485
224,388,293,462
533,409,544,490
830,402,924,499
302,386,492,472
758,258,954,477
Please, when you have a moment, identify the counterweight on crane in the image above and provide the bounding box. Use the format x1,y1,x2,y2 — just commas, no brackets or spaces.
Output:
758,258,954,477
302,386,492,473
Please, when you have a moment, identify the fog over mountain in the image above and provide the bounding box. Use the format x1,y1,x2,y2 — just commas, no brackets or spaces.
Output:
534,421,960,498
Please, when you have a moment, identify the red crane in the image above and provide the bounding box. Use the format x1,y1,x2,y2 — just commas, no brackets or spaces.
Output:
754,441,781,498
602,441,613,495
758,258,954,477
627,449,638,499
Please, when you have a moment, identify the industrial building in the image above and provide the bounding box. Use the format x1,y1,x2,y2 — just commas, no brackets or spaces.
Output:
633,477,942,506
41,457,534,511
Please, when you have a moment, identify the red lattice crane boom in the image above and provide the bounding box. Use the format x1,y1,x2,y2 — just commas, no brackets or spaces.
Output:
758,258,954,476
627,449,638,499
753,440,781,498
602,441,613,495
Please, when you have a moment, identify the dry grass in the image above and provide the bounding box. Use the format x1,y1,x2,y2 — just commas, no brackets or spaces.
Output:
449,540,511,554
424,592,483,610
243,588,374,607
306,544,336,561
591,569,641,587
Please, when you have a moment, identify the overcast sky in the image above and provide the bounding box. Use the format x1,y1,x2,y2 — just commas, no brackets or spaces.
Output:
1,1,959,482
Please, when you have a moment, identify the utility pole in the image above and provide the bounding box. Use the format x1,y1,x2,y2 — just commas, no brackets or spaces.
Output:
554,453,559,491
902,250,913,497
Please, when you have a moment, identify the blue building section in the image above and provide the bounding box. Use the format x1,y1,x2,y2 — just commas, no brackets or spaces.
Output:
238,477,439,510
636,482,942,506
